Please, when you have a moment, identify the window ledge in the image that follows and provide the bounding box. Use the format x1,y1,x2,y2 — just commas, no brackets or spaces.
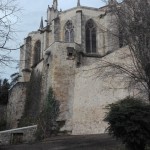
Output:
83,53,102,58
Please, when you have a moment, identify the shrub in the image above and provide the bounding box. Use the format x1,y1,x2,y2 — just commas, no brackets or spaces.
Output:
104,97,150,150
0,79,10,105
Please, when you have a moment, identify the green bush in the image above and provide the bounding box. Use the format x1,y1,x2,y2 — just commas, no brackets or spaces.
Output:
104,97,150,150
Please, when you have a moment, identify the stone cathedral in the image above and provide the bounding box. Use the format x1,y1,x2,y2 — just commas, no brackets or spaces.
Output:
7,0,134,135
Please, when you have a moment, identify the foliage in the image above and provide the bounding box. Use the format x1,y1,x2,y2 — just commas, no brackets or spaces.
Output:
104,97,150,150
0,119,7,131
18,70,42,127
35,88,60,140
24,70,42,117
20,85,60,140
0,79,10,105
18,116,37,127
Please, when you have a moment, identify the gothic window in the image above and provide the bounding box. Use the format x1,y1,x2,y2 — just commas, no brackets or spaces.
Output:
65,20,74,43
86,19,96,53
33,40,41,66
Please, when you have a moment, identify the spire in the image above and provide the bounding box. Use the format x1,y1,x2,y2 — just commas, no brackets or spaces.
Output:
77,0,80,6
53,0,58,10
39,17,44,30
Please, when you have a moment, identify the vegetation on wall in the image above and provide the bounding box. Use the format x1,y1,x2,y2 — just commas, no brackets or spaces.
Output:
104,97,150,150
19,70,42,127
0,119,7,131
0,78,10,130
35,87,60,140
18,70,60,140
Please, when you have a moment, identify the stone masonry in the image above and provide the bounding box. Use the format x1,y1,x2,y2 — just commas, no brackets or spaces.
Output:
0,125,37,145
7,0,139,135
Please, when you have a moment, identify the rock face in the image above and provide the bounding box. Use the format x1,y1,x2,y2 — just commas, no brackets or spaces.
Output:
7,1,138,134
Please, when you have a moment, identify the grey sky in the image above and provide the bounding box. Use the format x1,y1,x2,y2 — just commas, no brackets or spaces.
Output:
1,0,105,80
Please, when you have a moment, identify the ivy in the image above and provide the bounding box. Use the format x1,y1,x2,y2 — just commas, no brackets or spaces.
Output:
19,70,42,127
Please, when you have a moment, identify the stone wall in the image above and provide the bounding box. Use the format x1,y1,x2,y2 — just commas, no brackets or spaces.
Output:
7,82,28,129
59,6,119,55
41,42,76,132
72,47,135,134
0,125,37,145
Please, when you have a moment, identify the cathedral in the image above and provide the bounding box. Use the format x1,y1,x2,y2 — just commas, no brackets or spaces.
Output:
7,0,133,135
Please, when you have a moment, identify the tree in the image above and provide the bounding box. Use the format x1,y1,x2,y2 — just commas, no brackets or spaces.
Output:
0,0,20,65
104,97,150,150
0,78,10,105
36,88,60,140
97,0,150,101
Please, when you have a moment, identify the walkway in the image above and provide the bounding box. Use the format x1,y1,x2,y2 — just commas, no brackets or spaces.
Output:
0,134,123,150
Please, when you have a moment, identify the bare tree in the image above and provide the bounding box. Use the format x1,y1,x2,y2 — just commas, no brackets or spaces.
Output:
96,0,150,101
0,0,20,66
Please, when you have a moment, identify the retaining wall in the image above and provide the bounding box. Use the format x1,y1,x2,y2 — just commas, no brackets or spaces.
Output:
0,125,37,145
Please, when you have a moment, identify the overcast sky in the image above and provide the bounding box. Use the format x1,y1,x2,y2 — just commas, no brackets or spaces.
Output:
1,0,105,80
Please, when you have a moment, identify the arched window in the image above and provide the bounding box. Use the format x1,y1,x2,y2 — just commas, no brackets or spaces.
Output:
86,19,96,53
65,20,74,43
33,40,41,65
